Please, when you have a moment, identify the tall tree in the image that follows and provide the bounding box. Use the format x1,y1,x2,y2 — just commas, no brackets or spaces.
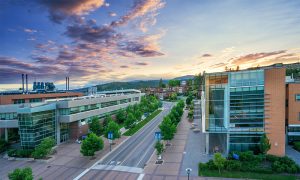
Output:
105,121,121,140
124,113,136,129
89,117,102,136
80,133,104,157
159,78,163,88
116,109,126,124
159,116,176,145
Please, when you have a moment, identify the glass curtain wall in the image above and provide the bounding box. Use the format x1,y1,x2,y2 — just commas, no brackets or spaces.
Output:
205,73,228,132
18,110,56,149
229,70,265,152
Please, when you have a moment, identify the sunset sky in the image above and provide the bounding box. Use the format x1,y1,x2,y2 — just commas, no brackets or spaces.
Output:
1,0,300,90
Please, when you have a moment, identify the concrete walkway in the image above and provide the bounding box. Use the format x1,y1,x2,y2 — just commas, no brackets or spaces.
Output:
0,136,128,180
143,110,215,180
286,145,300,165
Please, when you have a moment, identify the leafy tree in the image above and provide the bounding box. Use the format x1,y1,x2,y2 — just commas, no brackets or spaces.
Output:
116,109,126,124
103,115,113,128
213,153,226,174
32,137,55,159
155,141,164,155
186,95,193,105
159,78,163,88
125,113,136,129
89,117,102,136
105,121,121,140
169,93,177,100
134,109,143,121
168,79,180,87
8,167,33,180
259,133,271,154
159,116,176,144
80,133,104,157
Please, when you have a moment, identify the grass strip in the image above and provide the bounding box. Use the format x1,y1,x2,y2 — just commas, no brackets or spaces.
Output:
199,169,297,180
123,109,162,136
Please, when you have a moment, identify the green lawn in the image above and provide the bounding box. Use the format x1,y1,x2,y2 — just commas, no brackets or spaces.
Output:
123,109,162,136
199,169,298,180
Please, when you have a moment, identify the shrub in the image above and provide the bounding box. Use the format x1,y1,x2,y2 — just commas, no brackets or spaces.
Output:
0,139,9,153
238,151,255,162
270,156,300,173
7,149,33,158
199,162,208,170
32,137,55,159
272,161,285,173
224,160,242,171
266,154,279,162
8,167,33,180
294,141,300,151
206,159,217,170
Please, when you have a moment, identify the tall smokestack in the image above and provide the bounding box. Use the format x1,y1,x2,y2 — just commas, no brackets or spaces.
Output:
22,74,24,93
25,74,28,93
66,77,68,91
68,77,70,90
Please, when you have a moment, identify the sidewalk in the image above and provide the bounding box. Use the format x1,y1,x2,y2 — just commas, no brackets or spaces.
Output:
0,136,128,180
143,110,213,180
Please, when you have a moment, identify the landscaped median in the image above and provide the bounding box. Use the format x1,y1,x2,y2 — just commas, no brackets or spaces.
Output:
198,151,300,180
123,109,162,136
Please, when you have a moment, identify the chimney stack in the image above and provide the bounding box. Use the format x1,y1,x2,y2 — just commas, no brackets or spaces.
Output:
66,77,67,91
25,74,28,93
22,74,24,94
68,77,70,90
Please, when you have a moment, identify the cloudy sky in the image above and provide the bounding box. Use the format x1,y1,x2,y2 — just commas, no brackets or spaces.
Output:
1,0,300,90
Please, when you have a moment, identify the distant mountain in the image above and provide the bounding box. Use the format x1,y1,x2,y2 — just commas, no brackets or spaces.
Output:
73,75,194,92
174,75,194,80
96,80,169,91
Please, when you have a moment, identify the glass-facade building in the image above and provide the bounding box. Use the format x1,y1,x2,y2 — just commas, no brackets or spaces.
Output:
203,69,267,153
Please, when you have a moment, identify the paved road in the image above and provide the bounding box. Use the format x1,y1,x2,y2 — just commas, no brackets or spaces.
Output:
75,102,175,179
99,101,174,168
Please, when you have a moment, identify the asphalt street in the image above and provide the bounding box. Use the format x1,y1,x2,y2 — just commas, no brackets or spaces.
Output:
98,101,174,168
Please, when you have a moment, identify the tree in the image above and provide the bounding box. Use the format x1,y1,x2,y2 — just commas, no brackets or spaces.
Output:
259,133,271,155
170,93,177,100
213,153,226,174
134,109,143,121
159,116,176,145
8,167,33,180
186,95,193,106
32,137,55,159
105,121,121,140
116,109,126,124
89,117,102,136
155,141,164,155
103,115,113,128
168,79,180,87
80,133,104,157
159,78,163,88
124,112,136,129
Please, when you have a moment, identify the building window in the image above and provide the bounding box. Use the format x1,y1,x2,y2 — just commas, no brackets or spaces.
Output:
13,99,25,104
29,98,42,103
295,94,300,101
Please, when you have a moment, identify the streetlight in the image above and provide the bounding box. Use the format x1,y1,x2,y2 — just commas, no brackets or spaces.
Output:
186,168,192,180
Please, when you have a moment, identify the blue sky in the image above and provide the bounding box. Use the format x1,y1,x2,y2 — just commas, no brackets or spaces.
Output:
1,0,300,90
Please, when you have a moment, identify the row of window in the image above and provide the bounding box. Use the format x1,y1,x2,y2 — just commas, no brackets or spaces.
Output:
0,113,17,120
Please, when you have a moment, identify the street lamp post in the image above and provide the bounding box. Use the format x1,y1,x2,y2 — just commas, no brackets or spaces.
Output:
186,168,192,180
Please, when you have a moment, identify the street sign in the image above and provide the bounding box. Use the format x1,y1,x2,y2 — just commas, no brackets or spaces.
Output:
155,131,161,141
109,139,112,144
108,131,113,140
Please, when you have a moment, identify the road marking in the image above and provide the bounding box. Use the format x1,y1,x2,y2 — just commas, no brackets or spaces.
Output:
92,165,144,174
137,174,144,180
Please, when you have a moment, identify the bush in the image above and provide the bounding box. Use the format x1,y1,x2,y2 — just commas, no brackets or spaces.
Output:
8,167,33,180
266,154,279,162
199,162,208,170
224,160,242,171
206,160,217,170
0,139,9,153
270,156,300,173
80,133,104,157
7,149,33,158
294,142,300,151
32,137,55,159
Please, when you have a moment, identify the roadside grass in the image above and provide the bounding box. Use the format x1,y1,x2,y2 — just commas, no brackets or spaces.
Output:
123,109,162,136
199,169,298,180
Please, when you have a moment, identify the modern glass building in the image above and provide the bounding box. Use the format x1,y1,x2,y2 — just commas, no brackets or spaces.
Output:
202,67,286,156
0,89,144,149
